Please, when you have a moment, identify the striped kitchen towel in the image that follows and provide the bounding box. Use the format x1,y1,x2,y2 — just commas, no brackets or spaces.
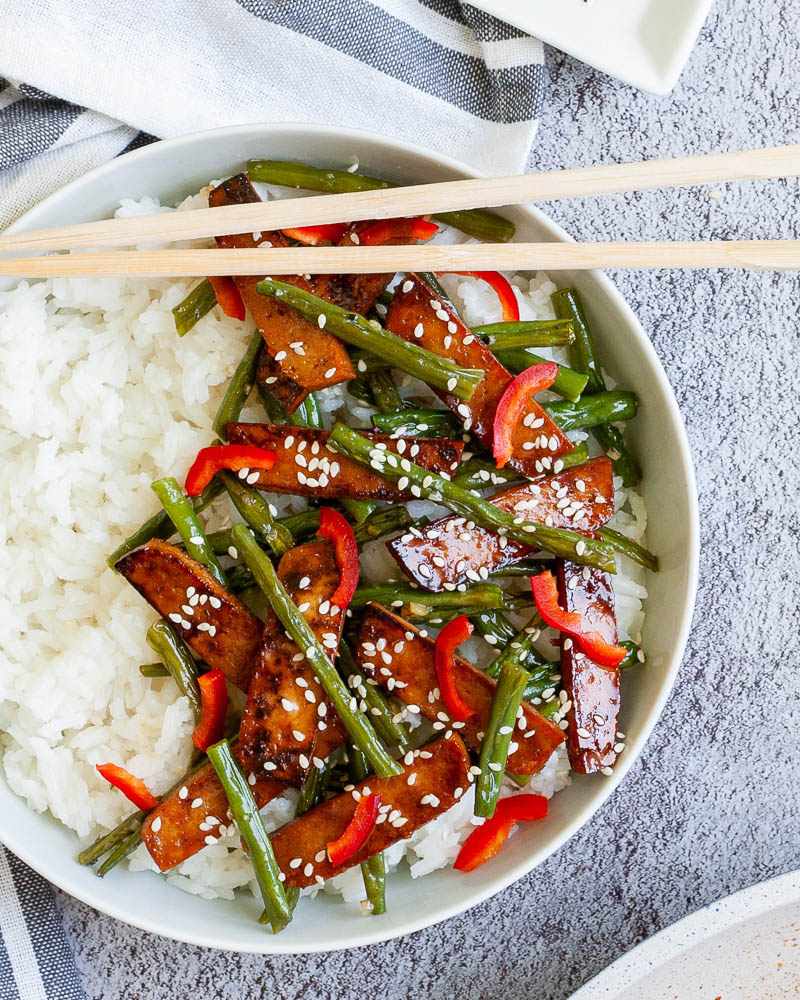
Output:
0,850,83,1000
0,1,543,995
0,0,544,230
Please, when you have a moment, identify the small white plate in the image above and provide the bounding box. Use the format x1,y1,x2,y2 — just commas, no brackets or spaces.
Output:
571,869,800,999
474,0,715,95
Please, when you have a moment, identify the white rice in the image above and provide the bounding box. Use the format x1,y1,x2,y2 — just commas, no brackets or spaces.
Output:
0,190,647,908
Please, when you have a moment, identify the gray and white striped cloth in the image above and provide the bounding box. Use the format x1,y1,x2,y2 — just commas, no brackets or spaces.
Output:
0,0,544,230
0,1,544,996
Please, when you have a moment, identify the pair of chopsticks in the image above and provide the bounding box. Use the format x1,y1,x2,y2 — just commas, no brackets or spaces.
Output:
1,146,799,276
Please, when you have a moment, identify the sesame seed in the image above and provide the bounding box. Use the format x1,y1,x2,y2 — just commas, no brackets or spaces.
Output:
304,863,314,877
324,367,337,378
151,816,162,833
576,727,591,738
191,798,203,809
289,857,303,869
318,314,327,329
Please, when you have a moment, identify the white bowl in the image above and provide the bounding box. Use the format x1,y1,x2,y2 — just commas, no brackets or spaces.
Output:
0,123,699,953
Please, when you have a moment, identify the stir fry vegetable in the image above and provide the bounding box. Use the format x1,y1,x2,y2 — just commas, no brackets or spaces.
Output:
474,660,530,818
232,524,402,778
206,740,291,933
246,158,515,242
256,280,483,401
433,616,476,722
552,287,641,486
96,764,159,811
146,620,202,720
329,424,618,572
454,795,548,872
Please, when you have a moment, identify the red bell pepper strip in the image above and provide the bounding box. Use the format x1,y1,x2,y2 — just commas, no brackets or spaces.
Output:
317,506,360,609
492,362,559,468
184,444,277,497
96,763,159,811
433,615,475,722
191,668,229,751
442,271,520,322
530,570,627,669
454,794,547,872
357,218,439,246
282,223,349,245
206,276,246,321
326,792,382,867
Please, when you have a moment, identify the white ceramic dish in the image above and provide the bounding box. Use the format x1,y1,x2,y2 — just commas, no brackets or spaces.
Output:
0,123,698,953
570,869,800,999
474,0,715,95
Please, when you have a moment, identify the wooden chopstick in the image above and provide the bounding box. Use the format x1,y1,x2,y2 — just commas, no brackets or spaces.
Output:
0,146,798,255
2,241,800,277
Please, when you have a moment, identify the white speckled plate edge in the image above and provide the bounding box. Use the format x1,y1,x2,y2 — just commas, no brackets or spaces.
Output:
472,0,715,96
570,869,800,999
0,122,699,953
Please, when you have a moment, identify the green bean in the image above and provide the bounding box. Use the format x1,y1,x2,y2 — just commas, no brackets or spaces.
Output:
495,349,589,402
368,370,402,413
151,478,227,587
276,509,322,540
107,479,224,569
474,319,574,350
544,391,638,433
598,526,659,572
483,612,547,680
346,376,375,405
619,640,646,670
232,525,402,778
340,498,377,525
350,349,392,376
350,581,506,613
247,159,515,243
219,470,293,558
470,610,518,647
256,385,289,423
146,620,202,720
329,424,617,572
227,505,411,552
207,740,291,932
172,279,217,337
292,392,323,430
96,829,142,877
348,743,386,915
213,330,263,440
489,559,550,579
551,288,641,486
371,408,460,439
281,760,332,917
452,441,591,491
419,272,455,308
475,660,529,818
352,506,412,544
139,662,168,677
78,810,146,867
339,642,412,751
257,280,482,402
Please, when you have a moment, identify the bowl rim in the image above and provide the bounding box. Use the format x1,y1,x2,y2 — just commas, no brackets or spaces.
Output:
0,121,699,953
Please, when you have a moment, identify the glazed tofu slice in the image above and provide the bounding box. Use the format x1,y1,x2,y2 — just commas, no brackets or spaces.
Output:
356,604,564,776
384,273,572,475
238,539,346,786
226,423,464,501
387,457,614,591
270,734,471,887
115,539,262,691
556,561,621,775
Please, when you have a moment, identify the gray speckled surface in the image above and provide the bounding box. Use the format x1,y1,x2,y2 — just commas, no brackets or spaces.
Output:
58,0,800,996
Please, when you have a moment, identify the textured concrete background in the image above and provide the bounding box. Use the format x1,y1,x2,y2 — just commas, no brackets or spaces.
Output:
58,0,800,995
